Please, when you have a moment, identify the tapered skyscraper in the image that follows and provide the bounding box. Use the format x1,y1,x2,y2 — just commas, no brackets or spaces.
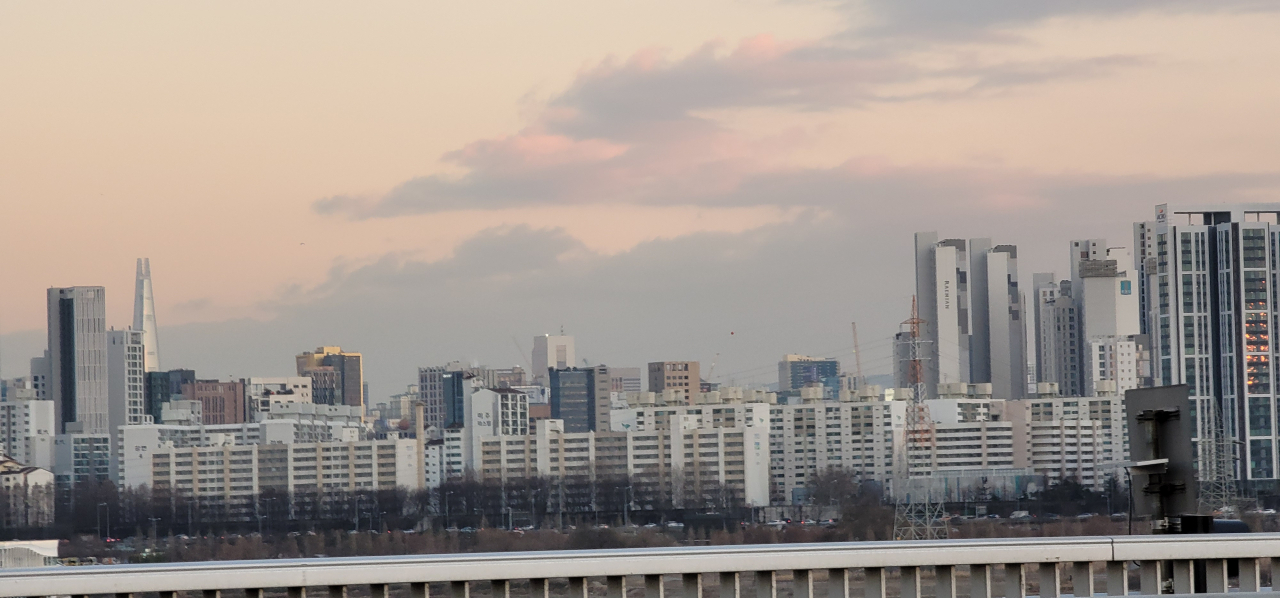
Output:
133,258,160,372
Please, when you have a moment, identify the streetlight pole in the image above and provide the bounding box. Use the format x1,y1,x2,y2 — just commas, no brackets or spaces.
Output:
445,491,453,529
97,502,110,540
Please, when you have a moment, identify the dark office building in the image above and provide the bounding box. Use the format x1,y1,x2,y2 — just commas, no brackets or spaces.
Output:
779,357,840,391
442,370,471,429
144,368,195,423
549,366,610,433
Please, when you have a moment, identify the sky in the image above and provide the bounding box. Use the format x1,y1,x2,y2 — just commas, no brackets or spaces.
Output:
2,1,1279,400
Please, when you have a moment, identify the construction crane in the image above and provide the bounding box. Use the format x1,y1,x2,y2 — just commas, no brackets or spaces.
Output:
851,322,866,390
511,337,532,370
706,352,720,381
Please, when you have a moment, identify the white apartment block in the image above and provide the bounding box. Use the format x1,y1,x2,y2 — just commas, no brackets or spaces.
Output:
107,329,148,431
615,389,1128,500
147,439,422,519
610,399,905,504
445,389,769,507
119,406,366,487
1086,336,1141,397
999,397,1127,488
244,377,313,421
107,328,148,482
0,391,56,470
53,433,112,485
444,419,770,508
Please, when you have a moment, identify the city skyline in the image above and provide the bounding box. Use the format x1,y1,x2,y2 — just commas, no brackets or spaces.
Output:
0,211,1242,402
4,2,1280,403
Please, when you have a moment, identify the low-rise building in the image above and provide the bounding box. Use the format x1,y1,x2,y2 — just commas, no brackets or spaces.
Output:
0,393,55,470
0,540,59,568
0,459,54,529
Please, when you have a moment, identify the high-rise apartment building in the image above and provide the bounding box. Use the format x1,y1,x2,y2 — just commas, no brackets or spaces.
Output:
296,347,363,410
914,234,1027,400
532,335,575,385
777,355,840,392
647,361,700,403
47,287,109,434
107,329,148,432
1034,240,1145,399
1135,203,1280,486
132,258,161,372
1033,276,1083,396
549,366,610,432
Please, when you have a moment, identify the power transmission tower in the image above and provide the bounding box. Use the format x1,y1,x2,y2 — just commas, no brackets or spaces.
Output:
1197,398,1239,515
893,297,948,540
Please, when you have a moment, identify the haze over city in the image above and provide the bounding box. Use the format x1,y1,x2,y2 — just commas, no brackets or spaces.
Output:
3,2,1279,401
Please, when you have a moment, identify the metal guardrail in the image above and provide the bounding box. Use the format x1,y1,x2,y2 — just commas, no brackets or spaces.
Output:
2,534,1278,598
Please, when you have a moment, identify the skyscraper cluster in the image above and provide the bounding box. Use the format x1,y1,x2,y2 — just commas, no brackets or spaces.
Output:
912,234,1028,401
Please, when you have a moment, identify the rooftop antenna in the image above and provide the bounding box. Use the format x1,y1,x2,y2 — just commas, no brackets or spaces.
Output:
851,322,866,390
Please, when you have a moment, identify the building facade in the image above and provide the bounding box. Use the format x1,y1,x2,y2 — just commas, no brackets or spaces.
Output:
609,368,642,393
0,459,54,530
1135,204,1280,486
0,393,55,470
244,377,313,422
47,286,109,435
146,438,422,521
120,405,365,487
532,335,575,385
647,361,700,403
549,366,610,433
107,329,149,439
914,234,1027,401
778,355,840,392
180,380,246,425
296,347,363,410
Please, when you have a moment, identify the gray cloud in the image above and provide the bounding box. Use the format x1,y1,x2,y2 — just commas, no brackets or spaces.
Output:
853,0,1279,43
313,37,1148,219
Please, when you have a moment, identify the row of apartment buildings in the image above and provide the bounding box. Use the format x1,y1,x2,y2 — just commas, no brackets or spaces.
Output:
107,380,1136,514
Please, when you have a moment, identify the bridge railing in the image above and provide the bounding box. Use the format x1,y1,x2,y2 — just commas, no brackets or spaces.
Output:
2,534,1279,598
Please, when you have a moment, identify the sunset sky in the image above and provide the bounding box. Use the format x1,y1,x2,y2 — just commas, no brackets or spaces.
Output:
3,2,1279,398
